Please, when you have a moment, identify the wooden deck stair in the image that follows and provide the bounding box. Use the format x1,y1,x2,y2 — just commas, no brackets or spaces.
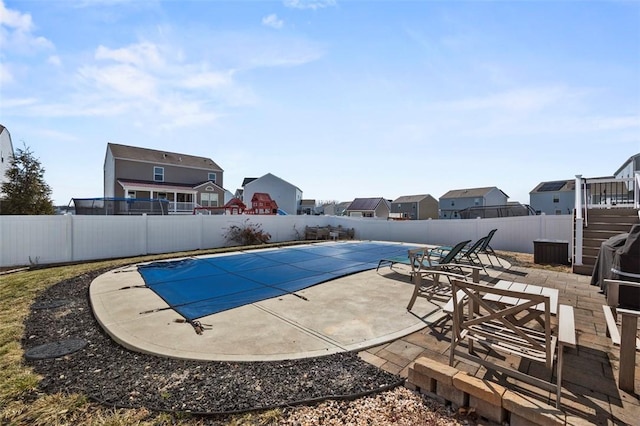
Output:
573,208,640,276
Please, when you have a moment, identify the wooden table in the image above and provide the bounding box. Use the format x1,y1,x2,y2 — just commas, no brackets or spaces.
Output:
617,308,640,393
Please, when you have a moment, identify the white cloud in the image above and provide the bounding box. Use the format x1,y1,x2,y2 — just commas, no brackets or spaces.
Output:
180,71,233,90
283,0,336,10
0,97,38,108
262,14,284,29
77,64,157,99
0,62,13,84
0,0,54,53
95,42,164,68
443,86,574,113
48,55,61,66
0,0,34,32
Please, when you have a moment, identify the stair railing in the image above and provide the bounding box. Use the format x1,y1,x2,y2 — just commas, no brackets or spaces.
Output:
574,175,584,267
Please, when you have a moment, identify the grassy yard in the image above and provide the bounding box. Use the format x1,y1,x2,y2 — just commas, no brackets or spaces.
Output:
0,245,566,425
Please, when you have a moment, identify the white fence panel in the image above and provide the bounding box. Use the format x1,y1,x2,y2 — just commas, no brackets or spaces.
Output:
0,214,573,268
72,215,147,261
146,215,203,254
1,215,71,266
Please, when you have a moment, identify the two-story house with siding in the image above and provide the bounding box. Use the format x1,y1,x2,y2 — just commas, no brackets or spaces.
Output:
242,173,302,215
390,194,439,220
104,143,224,214
439,186,508,219
345,197,391,218
529,180,576,215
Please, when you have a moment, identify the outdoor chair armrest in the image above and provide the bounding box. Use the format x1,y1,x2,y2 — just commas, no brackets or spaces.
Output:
557,304,576,347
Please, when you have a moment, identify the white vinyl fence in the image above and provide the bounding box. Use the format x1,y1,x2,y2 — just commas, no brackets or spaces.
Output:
0,214,572,268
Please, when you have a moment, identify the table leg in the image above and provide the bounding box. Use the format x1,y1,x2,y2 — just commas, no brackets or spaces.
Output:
619,314,638,393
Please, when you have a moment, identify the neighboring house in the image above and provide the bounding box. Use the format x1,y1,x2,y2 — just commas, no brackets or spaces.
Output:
345,197,391,218
439,187,508,219
529,180,576,215
298,199,316,215
529,152,639,214
223,188,235,205
614,153,640,179
104,143,224,214
390,194,439,220
242,173,302,215
0,124,14,198
322,201,350,216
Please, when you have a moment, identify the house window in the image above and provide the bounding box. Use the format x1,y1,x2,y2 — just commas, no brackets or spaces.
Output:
555,209,562,215
154,166,164,182
553,195,559,203
208,173,216,183
201,193,218,207
126,190,136,199
156,192,167,200
474,198,481,206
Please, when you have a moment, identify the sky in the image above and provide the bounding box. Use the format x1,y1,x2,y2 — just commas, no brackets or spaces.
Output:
1,0,639,206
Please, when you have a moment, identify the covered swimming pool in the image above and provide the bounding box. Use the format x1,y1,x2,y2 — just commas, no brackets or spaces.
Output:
138,241,420,321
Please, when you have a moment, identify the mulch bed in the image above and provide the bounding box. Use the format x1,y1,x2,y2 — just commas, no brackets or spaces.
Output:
22,269,402,418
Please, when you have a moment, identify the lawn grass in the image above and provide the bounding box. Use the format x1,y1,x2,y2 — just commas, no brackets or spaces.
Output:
0,244,298,425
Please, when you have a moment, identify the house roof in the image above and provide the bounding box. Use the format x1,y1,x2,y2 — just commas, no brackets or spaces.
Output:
440,187,507,199
346,197,389,211
117,178,223,192
107,143,222,171
245,173,302,192
614,152,640,176
392,194,434,203
530,180,575,193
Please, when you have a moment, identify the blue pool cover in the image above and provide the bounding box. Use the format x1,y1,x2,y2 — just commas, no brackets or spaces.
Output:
137,241,419,321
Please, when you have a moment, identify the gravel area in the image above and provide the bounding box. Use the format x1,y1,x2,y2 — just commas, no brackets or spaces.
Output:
21,269,465,424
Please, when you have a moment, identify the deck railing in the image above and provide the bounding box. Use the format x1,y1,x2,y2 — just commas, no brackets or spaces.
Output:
573,172,640,266
167,201,198,213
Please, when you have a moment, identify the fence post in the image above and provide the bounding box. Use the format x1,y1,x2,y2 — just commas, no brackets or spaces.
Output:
574,175,583,266
66,213,74,263
141,214,148,255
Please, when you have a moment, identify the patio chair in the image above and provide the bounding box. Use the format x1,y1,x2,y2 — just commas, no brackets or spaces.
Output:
478,229,502,268
407,240,483,310
456,236,489,275
602,278,640,348
448,279,575,408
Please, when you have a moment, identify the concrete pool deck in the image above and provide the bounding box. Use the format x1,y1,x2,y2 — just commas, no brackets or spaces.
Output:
89,243,507,362
89,244,640,423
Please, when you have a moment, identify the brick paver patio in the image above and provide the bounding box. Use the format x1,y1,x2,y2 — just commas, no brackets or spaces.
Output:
359,266,640,425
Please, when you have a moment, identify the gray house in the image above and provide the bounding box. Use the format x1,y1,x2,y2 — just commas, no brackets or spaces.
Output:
529,180,576,215
242,173,302,215
345,197,391,218
104,143,225,214
298,199,316,215
439,187,508,219
322,201,351,216
390,194,439,220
